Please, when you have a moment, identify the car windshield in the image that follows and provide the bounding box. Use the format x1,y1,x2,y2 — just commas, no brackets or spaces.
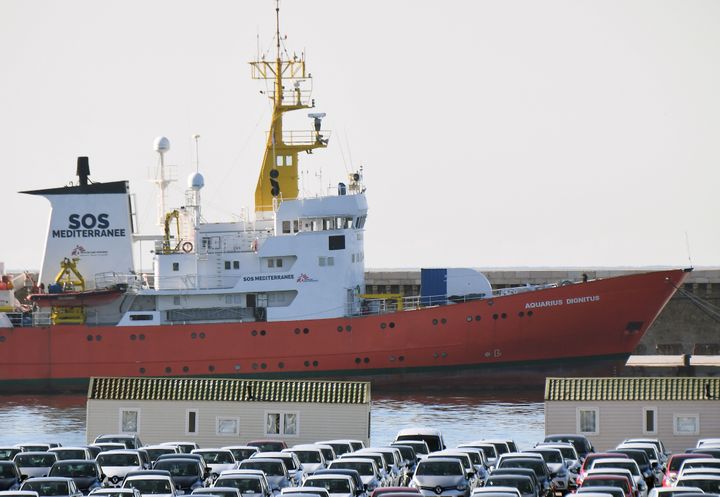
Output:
0,449,19,460
215,478,262,493
396,435,442,453
553,447,575,460
0,464,17,477
583,479,629,492
249,443,284,453
676,479,720,493
278,457,297,471
534,451,562,464
97,438,133,449
22,481,70,496
489,478,532,494
16,454,56,467
500,460,544,478
146,449,175,460
241,461,284,476
153,461,199,477
305,479,350,494
97,454,140,466
199,452,234,465
670,458,699,472
401,443,429,456
331,462,373,476
460,452,482,465
53,450,86,460
546,437,589,455
124,479,172,494
229,449,257,462
473,446,497,460
684,461,720,470
594,462,637,475
294,451,321,464
416,461,462,476
51,462,97,477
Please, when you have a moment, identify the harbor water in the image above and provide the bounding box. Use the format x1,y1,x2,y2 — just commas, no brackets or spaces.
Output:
0,391,544,448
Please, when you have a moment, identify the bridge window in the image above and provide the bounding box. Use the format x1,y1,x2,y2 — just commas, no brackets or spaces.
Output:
233,261,240,269
282,221,291,234
172,262,179,271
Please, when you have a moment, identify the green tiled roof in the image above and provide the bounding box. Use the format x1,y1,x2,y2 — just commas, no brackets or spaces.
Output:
88,377,370,404
545,377,720,401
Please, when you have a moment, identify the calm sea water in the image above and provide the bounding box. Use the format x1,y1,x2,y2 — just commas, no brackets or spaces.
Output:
0,392,545,449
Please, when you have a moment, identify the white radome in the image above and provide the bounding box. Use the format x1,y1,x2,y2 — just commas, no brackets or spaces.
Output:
153,136,171,153
188,172,204,190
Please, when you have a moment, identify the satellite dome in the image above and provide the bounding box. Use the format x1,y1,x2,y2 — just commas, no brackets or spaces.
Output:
153,136,170,153
188,172,205,190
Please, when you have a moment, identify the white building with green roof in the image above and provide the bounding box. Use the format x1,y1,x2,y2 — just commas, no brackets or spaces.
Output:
86,377,371,447
545,377,720,453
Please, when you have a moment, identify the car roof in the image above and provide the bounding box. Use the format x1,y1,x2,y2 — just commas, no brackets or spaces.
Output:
124,475,172,481
395,428,442,437
305,475,353,481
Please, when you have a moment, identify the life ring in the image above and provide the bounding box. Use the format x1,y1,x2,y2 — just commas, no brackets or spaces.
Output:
181,241,193,253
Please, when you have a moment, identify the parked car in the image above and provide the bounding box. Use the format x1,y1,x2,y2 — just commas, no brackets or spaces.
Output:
315,445,353,460
151,457,206,493
543,436,594,460
159,443,199,455
387,446,418,476
0,491,40,497
588,459,647,497
583,469,639,497
20,477,83,497
311,470,364,497
488,469,539,496
647,487,704,497
213,471,272,497
622,441,669,465
285,447,326,476
496,457,551,496
484,475,537,497
576,485,626,497
662,454,711,488
14,453,58,479
578,455,629,486
237,458,292,494
524,448,569,494
340,454,389,488
48,460,106,494
191,450,236,479
15,446,52,454
93,446,127,454
93,437,142,451
457,444,498,469
140,448,178,466
251,453,303,487
327,459,382,493
678,458,720,477
409,458,470,497
302,475,358,497
88,488,141,497
121,474,177,497
427,452,477,489
313,448,337,466
0,462,24,492
369,487,420,497
607,450,656,488
95,451,145,487
394,429,446,454
579,475,633,497
674,474,720,493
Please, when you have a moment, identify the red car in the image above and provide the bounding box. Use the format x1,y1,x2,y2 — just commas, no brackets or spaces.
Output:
663,453,711,487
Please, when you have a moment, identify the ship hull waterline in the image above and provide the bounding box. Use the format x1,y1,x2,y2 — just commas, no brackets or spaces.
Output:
0,269,688,393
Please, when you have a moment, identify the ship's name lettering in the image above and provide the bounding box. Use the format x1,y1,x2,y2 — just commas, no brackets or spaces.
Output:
243,274,295,282
68,213,110,230
52,228,127,238
525,295,600,309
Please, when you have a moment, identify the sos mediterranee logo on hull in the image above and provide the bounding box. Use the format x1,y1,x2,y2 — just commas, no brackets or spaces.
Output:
51,213,126,239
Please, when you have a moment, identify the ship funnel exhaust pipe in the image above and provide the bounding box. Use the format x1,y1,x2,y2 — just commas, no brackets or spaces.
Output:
77,156,90,186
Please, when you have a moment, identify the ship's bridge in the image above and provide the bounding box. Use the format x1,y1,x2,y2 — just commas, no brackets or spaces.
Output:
274,193,368,235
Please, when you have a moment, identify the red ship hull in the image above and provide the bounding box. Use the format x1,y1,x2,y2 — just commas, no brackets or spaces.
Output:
0,269,689,393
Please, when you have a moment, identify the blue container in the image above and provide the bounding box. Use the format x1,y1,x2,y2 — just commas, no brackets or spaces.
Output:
421,268,447,306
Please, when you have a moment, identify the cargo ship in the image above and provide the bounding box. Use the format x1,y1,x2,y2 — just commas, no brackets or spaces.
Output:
0,6,690,392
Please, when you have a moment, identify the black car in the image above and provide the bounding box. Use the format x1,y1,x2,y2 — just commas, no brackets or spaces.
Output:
497,458,551,497
49,460,106,494
0,460,24,491
543,436,594,460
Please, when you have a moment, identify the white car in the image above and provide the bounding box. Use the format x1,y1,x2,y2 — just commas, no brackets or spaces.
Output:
95,451,145,487
327,458,382,493
281,487,330,497
394,428,446,453
122,475,176,497
191,449,237,478
285,447,327,476
302,475,356,497
675,474,720,493
19,477,83,497
647,486,703,497
13,452,58,479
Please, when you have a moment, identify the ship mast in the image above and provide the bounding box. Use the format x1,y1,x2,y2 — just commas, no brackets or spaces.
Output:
250,0,329,218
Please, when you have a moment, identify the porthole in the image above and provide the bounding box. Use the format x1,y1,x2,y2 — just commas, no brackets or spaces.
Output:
380,322,387,329
95,335,102,341
260,330,266,336
441,318,447,324
345,325,352,332
208,365,216,372
466,316,473,322
363,357,369,364
139,334,145,341
87,335,94,341
389,322,395,328
303,328,309,334
0,336,5,343
389,356,396,361
337,326,344,332
130,334,137,341
182,366,189,373
139,367,146,374
294,328,301,335
492,314,498,320
199,332,205,339
398,355,405,362
261,363,267,369
433,352,439,359
501,313,507,319
528,310,534,317
432,319,438,325
313,360,319,367
475,315,482,321
165,367,172,373
252,363,258,370
355,357,361,364
278,362,285,369
251,330,258,336
234,364,241,370
518,311,525,317
304,360,310,367
191,332,197,339
441,352,447,358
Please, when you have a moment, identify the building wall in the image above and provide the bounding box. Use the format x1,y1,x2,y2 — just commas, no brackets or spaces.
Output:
87,399,370,447
545,400,720,453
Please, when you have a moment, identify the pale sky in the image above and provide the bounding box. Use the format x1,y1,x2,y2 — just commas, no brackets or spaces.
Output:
2,0,719,272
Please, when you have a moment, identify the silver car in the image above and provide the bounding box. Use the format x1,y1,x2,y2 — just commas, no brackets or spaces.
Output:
410,458,470,497
20,477,83,497
14,453,58,479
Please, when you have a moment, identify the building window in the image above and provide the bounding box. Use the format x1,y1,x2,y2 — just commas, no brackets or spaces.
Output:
186,410,198,435
643,407,657,435
172,262,179,271
276,258,283,268
119,408,140,433
265,412,299,437
233,261,240,269
674,413,699,435
225,261,231,270
216,417,239,436
282,221,291,234
319,257,326,267
327,257,334,266
576,407,599,435
268,259,274,268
